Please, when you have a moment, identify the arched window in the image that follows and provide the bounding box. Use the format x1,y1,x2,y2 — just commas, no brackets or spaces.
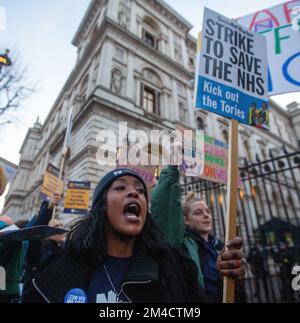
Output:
140,68,162,115
144,87,156,114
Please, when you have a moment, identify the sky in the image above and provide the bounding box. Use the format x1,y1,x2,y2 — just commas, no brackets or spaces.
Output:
0,0,299,167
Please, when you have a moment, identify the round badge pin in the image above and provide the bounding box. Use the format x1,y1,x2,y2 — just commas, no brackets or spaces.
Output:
64,288,87,303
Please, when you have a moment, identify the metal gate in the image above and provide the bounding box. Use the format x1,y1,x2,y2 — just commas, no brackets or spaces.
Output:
180,148,300,303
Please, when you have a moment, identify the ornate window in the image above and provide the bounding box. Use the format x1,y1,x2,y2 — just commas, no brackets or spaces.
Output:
140,68,162,116
142,16,160,50
142,29,156,48
143,87,156,114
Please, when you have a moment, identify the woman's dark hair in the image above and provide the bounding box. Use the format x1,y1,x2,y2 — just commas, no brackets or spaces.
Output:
65,188,170,266
64,186,205,302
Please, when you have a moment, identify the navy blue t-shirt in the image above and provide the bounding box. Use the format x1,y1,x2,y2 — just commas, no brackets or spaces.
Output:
88,256,131,303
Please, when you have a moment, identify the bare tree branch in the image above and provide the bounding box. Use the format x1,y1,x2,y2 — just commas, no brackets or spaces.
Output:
0,48,35,123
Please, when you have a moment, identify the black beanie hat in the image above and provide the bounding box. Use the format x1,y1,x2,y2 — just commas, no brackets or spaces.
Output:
92,168,148,208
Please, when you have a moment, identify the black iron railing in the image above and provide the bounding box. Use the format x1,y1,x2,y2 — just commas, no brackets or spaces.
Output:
180,148,300,303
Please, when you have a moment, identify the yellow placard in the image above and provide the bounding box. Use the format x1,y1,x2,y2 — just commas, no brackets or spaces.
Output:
63,181,91,215
40,165,64,200
64,188,90,210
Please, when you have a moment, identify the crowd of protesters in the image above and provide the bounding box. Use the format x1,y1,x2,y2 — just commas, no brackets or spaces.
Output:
1,156,299,303
0,157,248,303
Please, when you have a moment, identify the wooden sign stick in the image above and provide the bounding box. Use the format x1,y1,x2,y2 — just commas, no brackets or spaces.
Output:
222,119,239,303
51,153,66,220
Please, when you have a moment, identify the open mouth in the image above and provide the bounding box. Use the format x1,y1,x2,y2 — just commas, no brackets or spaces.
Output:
202,221,211,226
123,202,141,222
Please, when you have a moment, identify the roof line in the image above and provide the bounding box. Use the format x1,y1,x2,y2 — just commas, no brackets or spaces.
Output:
156,0,193,30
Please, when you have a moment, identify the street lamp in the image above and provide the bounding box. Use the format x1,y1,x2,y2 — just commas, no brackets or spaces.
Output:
0,49,12,72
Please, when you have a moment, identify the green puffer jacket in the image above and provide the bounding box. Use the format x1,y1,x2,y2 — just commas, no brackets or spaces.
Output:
151,165,204,288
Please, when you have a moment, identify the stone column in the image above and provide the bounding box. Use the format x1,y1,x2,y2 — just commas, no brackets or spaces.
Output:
87,56,97,96
171,79,179,121
136,81,143,108
181,37,189,69
129,0,137,35
96,41,114,89
163,91,169,119
126,52,135,100
168,28,175,60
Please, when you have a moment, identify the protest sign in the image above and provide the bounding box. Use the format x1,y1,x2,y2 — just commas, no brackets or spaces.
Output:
118,164,157,193
40,164,64,202
63,181,91,215
176,124,205,177
195,8,269,302
201,135,243,188
196,7,269,129
237,0,300,95
117,140,160,192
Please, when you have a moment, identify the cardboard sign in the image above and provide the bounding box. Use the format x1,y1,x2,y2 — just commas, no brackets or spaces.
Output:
176,124,205,177
117,164,157,193
63,181,91,215
40,164,64,202
237,1,300,95
200,135,243,188
117,141,159,192
196,8,269,129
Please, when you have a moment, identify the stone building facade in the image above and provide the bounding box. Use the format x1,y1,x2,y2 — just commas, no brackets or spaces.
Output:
3,0,300,221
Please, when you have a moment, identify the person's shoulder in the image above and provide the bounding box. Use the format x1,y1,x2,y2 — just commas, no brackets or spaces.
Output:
168,245,197,272
30,253,92,303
